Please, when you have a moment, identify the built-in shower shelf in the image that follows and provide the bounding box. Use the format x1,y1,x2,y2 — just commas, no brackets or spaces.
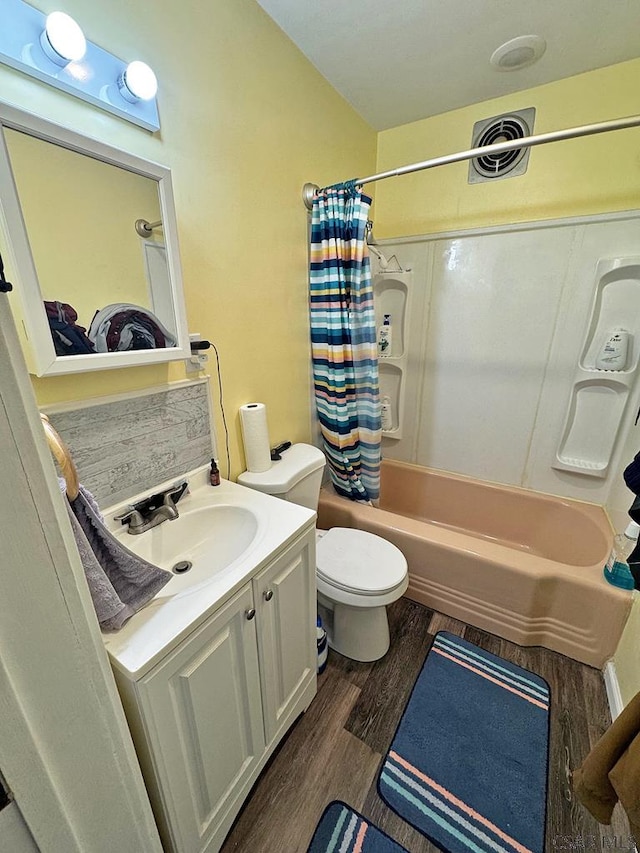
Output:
584,368,636,377
553,256,640,478
374,271,412,441
379,361,404,439
555,457,607,473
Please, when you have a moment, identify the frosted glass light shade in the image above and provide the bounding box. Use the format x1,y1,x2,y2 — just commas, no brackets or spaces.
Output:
40,11,86,66
119,61,158,102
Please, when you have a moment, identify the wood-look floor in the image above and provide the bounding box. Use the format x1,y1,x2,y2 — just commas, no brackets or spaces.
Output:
221,599,631,853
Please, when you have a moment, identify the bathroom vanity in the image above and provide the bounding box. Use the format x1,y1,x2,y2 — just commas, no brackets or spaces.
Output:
103,470,317,853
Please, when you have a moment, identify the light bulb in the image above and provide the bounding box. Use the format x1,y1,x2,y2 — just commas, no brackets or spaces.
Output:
40,12,86,66
119,61,158,102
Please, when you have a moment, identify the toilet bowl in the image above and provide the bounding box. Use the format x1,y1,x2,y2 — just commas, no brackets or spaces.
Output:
238,444,408,662
316,527,408,661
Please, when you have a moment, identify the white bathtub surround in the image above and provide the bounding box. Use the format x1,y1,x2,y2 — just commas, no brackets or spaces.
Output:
374,210,640,517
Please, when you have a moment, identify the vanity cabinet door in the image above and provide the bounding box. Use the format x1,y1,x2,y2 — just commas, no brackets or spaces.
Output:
138,583,265,853
253,531,317,745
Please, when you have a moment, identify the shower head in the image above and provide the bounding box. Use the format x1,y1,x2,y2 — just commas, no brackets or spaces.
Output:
368,243,392,269
135,218,163,238
365,219,391,268
365,221,403,272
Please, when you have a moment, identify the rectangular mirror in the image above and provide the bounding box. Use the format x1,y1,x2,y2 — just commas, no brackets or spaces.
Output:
0,102,190,375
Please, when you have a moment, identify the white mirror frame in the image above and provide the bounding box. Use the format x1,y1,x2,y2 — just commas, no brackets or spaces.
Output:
0,102,190,375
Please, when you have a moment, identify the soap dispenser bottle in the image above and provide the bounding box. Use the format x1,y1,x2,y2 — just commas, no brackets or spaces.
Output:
595,327,631,371
377,314,392,357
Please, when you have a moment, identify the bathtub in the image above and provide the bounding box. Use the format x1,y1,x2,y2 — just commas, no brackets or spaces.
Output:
317,459,631,668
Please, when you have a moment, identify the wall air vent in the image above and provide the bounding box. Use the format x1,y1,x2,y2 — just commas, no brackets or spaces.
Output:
468,107,535,184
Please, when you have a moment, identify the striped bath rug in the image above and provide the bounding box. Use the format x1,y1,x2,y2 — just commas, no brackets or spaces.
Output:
378,631,550,853
308,802,408,853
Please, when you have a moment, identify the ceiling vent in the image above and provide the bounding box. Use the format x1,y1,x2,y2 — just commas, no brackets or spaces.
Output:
468,107,535,184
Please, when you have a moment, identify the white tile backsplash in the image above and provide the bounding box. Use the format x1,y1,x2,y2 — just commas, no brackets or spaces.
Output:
45,380,213,508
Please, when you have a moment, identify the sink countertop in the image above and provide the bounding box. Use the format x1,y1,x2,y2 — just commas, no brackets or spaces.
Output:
102,465,316,681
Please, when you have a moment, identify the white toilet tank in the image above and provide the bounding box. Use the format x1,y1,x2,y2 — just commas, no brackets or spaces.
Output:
237,443,326,510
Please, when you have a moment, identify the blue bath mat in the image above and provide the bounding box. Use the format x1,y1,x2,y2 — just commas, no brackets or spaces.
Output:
308,802,408,852
378,632,550,853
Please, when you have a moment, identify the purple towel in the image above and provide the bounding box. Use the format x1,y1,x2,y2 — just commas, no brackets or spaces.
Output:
62,482,171,631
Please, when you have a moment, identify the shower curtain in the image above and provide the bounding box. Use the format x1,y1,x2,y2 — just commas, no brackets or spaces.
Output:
309,185,381,502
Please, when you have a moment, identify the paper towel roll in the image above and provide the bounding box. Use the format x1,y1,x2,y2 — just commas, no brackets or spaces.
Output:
240,403,272,473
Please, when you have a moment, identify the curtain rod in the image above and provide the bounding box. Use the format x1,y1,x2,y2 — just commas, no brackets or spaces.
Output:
302,114,640,210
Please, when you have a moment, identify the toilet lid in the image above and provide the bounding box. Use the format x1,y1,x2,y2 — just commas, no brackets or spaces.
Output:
316,528,407,595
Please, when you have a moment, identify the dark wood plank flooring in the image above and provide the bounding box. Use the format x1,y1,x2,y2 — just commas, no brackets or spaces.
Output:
221,598,631,853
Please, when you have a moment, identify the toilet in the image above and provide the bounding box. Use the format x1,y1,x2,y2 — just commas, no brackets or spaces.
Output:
238,444,408,662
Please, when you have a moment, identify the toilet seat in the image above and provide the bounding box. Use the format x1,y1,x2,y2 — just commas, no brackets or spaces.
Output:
316,527,407,597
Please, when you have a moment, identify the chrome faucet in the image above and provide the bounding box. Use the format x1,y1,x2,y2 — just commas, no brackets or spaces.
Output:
115,481,188,535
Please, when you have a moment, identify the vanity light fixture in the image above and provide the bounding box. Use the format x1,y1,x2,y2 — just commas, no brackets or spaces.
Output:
119,61,158,103
0,0,160,131
39,11,86,66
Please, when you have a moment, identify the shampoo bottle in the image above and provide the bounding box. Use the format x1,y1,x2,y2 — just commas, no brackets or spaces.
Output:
381,396,393,431
595,327,631,371
378,314,392,357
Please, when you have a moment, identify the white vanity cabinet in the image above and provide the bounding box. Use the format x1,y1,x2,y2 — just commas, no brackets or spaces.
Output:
253,533,317,746
112,527,316,853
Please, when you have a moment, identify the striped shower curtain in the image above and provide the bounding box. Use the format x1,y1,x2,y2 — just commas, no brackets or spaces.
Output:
309,185,381,502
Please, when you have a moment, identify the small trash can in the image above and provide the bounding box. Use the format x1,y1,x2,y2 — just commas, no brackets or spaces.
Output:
317,615,328,674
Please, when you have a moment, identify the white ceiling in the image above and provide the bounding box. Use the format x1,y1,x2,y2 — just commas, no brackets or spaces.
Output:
255,0,640,130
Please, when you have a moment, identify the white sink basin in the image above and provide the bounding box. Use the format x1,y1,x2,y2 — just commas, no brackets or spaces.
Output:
104,469,317,679
116,504,260,598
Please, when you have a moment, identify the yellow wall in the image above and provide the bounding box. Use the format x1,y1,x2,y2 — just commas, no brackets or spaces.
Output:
4,0,376,474
374,59,640,238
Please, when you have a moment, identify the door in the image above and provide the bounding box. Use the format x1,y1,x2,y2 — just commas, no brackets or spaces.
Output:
139,584,265,853
0,292,162,852
254,532,317,744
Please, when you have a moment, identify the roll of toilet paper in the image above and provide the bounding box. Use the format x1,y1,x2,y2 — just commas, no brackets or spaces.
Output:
239,403,272,473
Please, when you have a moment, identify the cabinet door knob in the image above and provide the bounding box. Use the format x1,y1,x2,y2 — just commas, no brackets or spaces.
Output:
245,608,256,621
264,589,274,602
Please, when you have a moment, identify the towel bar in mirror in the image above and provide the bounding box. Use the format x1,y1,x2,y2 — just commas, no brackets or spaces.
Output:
0,101,190,375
